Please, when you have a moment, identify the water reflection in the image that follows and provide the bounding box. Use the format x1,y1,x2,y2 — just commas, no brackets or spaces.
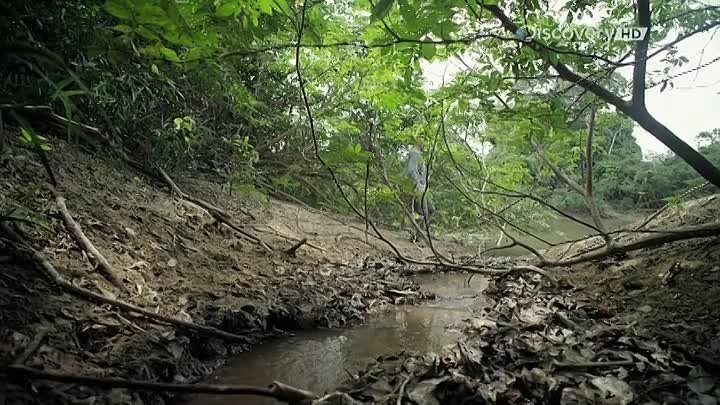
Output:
180,273,488,405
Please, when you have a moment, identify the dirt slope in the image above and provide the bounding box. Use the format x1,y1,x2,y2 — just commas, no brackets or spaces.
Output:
0,140,472,405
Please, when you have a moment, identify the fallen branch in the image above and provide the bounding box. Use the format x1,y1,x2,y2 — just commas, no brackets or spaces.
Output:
55,194,126,291
4,365,318,403
544,222,720,267
554,312,579,330
157,167,272,253
252,225,326,252
463,264,558,287
396,375,412,405
1,223,252,343
552,360,635,369
285,238,308,256
634,181,710,231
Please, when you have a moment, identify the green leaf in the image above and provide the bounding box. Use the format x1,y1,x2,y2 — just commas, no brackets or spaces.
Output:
104,0,132,19
20,127,33,144
272,0,293,16
372,0,395,19
54,90,87,99
216,2,241,17
136,4,170,26
159,47,181,62
258,0,273,14
421,42,436,60
112,24,134,33
398,0,417,26
136,26,161,41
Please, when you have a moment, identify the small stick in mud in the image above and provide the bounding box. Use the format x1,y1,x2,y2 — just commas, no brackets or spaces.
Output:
4,365,318,403
554,312,579,330
552,360,635,369
284,238,308,256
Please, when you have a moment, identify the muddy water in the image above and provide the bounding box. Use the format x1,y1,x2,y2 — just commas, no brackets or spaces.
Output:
181,273,488,405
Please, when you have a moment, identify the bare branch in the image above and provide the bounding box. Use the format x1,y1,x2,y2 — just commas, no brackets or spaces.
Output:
533,143,585,196
545,222,720,267
4,365,317,403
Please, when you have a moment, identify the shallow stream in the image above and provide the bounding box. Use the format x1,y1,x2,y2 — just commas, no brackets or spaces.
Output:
181,273,489,405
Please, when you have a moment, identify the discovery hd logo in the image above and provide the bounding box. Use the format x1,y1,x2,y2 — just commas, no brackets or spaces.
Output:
515,26,649,44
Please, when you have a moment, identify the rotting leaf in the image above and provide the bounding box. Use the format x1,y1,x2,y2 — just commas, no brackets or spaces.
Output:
689,366,715,395
408,377,449,405
590,376,634,405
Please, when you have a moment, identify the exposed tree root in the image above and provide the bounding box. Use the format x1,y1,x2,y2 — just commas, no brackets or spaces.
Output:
1,223,252,343
157,167,273,253
55,194,126,291
4,365,318,403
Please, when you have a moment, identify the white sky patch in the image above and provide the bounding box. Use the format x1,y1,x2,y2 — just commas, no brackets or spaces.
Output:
423,29,720,157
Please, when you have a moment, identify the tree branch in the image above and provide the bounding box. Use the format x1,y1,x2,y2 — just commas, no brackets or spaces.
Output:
533,144,585,196
294,0,417,264
481,3,720,189
4,365,317,403
545,222,720,267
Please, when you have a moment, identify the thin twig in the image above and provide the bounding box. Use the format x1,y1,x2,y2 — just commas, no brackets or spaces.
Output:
633,182,710,230
284,238,308,256
294,0,420,264
552,360,635,369
3,365,318,402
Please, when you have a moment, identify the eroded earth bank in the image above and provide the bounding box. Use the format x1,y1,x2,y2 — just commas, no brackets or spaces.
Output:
3,140,720,405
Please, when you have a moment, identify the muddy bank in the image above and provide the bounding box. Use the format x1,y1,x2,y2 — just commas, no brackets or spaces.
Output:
0,140,468,405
